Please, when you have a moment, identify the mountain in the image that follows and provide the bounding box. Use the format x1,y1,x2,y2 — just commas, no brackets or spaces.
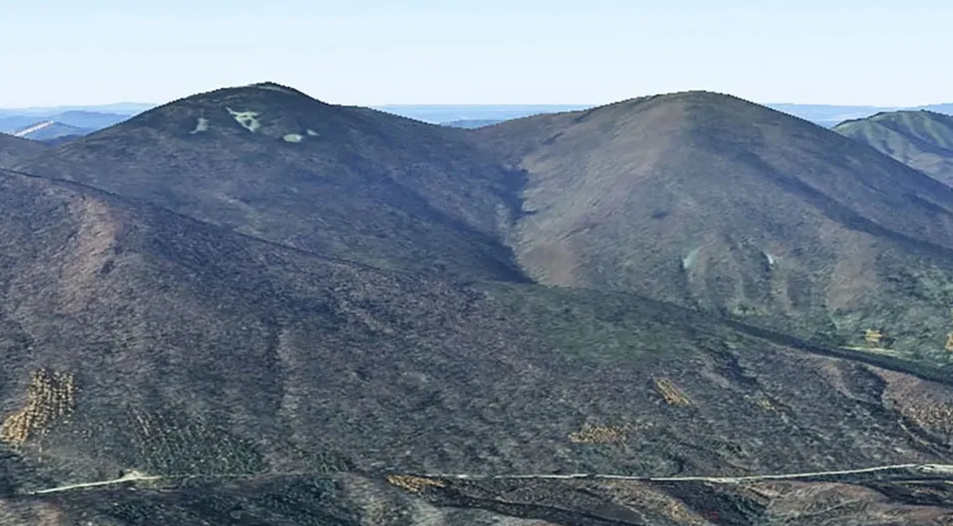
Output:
11,120,93,141
833,110,953,185
18,85,953,369
0,110,133,135
4,166,953,523
0,133,47,168
12,82,527,282
469,91,953,366
13,83,953,523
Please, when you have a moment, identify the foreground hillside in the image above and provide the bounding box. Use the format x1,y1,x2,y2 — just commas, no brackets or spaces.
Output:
12,83,526,282
9,467,953,525
0,133,46,168
834,110,953,185
4,167,953,523
470,91,953,363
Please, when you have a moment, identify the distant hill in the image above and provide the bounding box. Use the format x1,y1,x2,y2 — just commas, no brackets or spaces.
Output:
0,102,153,119
765,103,896,127
470,91,953,361
12,121,93,141
0,133,46,168
440,118,506,128
919,103,953,114
833,110,953,185
0,110,133,134
374,104,592,124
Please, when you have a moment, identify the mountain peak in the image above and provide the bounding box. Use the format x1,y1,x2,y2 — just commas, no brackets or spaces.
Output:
94,81,344,143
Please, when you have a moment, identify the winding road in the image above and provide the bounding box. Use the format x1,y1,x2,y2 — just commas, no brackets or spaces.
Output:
24,463,953,496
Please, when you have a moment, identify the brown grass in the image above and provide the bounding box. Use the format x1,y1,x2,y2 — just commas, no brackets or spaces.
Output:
654,378,692,406
1,369,76,446
385,475,446,494
568,424,628,444
864,329,883,346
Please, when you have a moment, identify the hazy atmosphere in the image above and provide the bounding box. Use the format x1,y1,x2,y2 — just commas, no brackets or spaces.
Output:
2,0,951,106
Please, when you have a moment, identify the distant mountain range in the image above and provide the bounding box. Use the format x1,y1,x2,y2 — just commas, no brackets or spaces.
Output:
3,101,952,136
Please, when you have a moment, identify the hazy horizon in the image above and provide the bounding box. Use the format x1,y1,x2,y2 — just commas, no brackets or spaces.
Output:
2,0,950,108
0,95,948,114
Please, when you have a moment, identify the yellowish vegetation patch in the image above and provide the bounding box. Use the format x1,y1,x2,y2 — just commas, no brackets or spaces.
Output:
226,108,261,132
654,378,692,406
568,423,628,444
745,394,779,412
1,369,76,446
385,475,445,493
864,329,883,346
907,403,953,431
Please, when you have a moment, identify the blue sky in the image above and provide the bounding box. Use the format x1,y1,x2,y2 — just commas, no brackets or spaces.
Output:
1,0,950,107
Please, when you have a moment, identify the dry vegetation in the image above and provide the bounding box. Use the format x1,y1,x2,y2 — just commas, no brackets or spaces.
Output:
653,378,692,407
385,475,446,494
568,424,628,444
0,369,76,447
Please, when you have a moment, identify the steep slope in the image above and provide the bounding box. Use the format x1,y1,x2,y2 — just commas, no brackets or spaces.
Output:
0,133,47,168
834,110,953,185
4,167,953,518
12,82,526,282
471,91,953,360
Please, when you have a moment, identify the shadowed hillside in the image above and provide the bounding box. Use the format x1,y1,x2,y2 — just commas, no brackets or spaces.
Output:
470,91,953,362
834,110,953,185
0,133,46,168
5,167,953,523
11,83,527,282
